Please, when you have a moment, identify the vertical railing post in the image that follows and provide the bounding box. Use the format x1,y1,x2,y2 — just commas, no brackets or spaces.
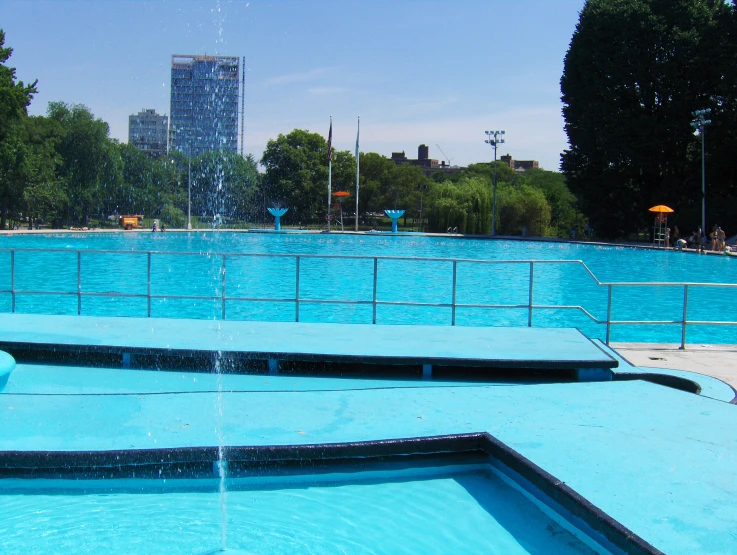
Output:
451,260,457,326
77,251,82,315
295,256,301,322
147,252,151,318
10,250,15,313
528,262,534,327
221,255,227,320
680,285,689,350
606,285,613,345
372,257,378,324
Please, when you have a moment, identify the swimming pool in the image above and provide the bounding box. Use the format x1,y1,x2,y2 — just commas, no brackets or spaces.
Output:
2,232,735,343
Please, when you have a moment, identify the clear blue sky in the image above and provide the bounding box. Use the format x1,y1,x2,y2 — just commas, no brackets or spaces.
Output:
1,0,585,171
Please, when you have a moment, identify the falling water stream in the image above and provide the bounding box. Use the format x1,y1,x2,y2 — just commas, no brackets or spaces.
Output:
214,349,229,551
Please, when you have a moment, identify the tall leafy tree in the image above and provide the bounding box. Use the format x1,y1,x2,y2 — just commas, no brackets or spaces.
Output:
355,152,396,217
561,0,733,237
497,183,551,236
20,115,66,227
0,29,38,229
374,163,429,226
261,129,328,225
517,168,580,237
427,177,491,234
48,102,122,225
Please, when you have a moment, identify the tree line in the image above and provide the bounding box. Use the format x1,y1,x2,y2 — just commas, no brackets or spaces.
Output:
0,29,581,235
260,128,582,235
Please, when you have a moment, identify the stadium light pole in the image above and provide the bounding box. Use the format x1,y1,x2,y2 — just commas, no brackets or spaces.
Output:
691,109,711,240
485,130,505,236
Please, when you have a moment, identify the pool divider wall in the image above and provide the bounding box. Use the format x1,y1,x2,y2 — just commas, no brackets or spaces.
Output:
0,433,662,555
2,345,599,382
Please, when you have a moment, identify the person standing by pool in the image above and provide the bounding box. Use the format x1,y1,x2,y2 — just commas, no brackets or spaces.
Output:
665,227,670,249
711,225,718,251
717,227,726,252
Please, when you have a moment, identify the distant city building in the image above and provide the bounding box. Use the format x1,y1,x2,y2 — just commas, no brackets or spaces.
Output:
128,109,168,158
391,144,460,175
169,54,240,156
500,154,539,171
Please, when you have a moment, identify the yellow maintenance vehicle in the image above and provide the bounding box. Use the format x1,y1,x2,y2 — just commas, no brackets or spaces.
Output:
119,215,144,230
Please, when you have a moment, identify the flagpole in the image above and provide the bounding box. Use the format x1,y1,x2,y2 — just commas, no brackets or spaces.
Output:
355,116,360,232
327,115,332,232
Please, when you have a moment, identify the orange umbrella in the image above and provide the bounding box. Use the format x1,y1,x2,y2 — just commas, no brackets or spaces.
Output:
332,191,350,198
648,205,674,213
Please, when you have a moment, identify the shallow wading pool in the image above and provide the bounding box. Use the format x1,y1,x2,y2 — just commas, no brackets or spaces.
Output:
0,465,610,555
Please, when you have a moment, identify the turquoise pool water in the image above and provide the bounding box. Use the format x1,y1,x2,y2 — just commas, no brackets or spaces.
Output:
0,467,601,554
1,232,735,343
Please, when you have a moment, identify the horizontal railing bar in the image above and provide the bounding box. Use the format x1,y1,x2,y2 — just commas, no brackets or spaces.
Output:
147,294,225,302
8,290,78,296
682,321,737,326
455,303,534,309
528,305,603,322
0,247,594,263
225,297,311,303
374,301,454,308
4,246,736,287
75,292,145,298
603,282,737,288
608,320,684,325
7,290,730,325
609,320,737,326
290,299,375,305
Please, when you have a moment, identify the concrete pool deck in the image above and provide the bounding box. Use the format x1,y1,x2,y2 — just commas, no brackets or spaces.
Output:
613,342,737,389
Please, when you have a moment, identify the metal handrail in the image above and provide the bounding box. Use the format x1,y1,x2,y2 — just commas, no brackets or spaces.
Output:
1,247,736,349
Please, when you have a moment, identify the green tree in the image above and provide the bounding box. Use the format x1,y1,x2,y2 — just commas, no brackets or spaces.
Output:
356,152,395,217
517,168,580,237
464,161,518,186
20,115,66,227
380,163,428,213
0,29,38,229
48,102,122,226
261,129,328,225
497,183,551,236
561,0,733,237
426,177,491,234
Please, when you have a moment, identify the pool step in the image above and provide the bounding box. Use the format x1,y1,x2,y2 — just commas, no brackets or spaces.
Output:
0,314,618,381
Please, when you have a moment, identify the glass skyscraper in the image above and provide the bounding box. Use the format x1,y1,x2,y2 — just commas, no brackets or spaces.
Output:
169,55,240,156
